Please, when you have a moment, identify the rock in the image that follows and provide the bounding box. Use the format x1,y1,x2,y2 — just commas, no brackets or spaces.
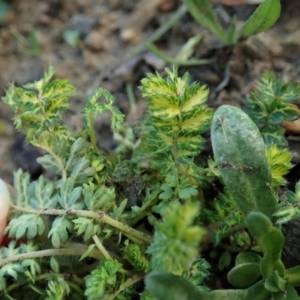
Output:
69,14,97,38
84,30,106,51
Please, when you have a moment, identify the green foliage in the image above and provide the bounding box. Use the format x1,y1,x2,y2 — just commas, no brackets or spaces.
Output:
12,29,41,56
203,188,243,244
244,72,300,146
7,214,45,239
265,144,293,188
147,201,205,274
139,67,212,173
2,66,75,141
2,66,300,299
123,241,149,272
211,104,278,219
182,0,281,45
85,259,122,299
46,277,71,300
274,180,300,224
239,0,281,38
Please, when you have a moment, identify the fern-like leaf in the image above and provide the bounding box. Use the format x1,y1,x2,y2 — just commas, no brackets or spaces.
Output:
147,201,205,274
244,72,300,146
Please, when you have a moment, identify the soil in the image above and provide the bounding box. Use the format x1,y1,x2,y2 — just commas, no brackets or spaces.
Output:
1,0,300,290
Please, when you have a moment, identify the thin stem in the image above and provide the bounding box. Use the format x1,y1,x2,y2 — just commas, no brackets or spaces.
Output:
146,43,215,66
0,243,102,268
11,205,152,244
127,5,188,59
92,235,111,259
108,273,145,300
88,111,98,152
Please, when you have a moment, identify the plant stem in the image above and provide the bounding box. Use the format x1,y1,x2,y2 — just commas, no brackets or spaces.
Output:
88,111,98,152
0,243,102,267
11,205,152,244
108,273,145,300
92,235,111,259
146,43,215,66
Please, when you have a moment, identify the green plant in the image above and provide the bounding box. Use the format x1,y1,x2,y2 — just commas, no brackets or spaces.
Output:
182,0,281,46
146,104,300,299
244,72,300,146
0,67,213,299
143,0,281,67
1,66,300,299
11,29,41,56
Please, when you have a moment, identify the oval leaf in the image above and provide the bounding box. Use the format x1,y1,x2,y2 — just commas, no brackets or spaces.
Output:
240,0,281,38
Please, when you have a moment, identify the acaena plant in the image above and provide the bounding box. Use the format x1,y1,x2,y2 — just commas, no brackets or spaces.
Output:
1,65,300,300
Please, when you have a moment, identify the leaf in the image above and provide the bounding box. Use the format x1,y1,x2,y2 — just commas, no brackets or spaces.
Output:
266,144,293,188
50,257,60,273
2,66,75,141
175,34,202,61
46,277,70,300
264,271,286,293
147,201,205,274
244,72,300,147
79,244,96,261
30,176,57,209
0,263,24,280
218,250,231,271
73,217,101,241
145,271,203,300
123,242,149,271
57,177,83,209
139,68,212,173
85,259,122,299
239,0,281,38
22,259,41,278
82,182,116,211
227,262,261,288
182,0,227,44
7,214,45,239
81,88,124,133
273,283,300,299
48,216,74,248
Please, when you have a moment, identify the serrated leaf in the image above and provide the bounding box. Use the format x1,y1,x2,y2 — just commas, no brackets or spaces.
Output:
111,198,128,220
245,72,300,146
73,217,100,241
48,216,74,248
83,182,116,211
2,66,75,141
147,201,205,274
7,214,45,239
240,0,281,38
266,144,293,188
85,259,122,299
178,186,198,200
58,178,83,209
0,263,24,280
81,88,124,134
260,125,287,147
22,259,41,277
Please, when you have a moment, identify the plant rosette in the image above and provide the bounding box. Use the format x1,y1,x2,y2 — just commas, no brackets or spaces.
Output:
0,179,11,245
